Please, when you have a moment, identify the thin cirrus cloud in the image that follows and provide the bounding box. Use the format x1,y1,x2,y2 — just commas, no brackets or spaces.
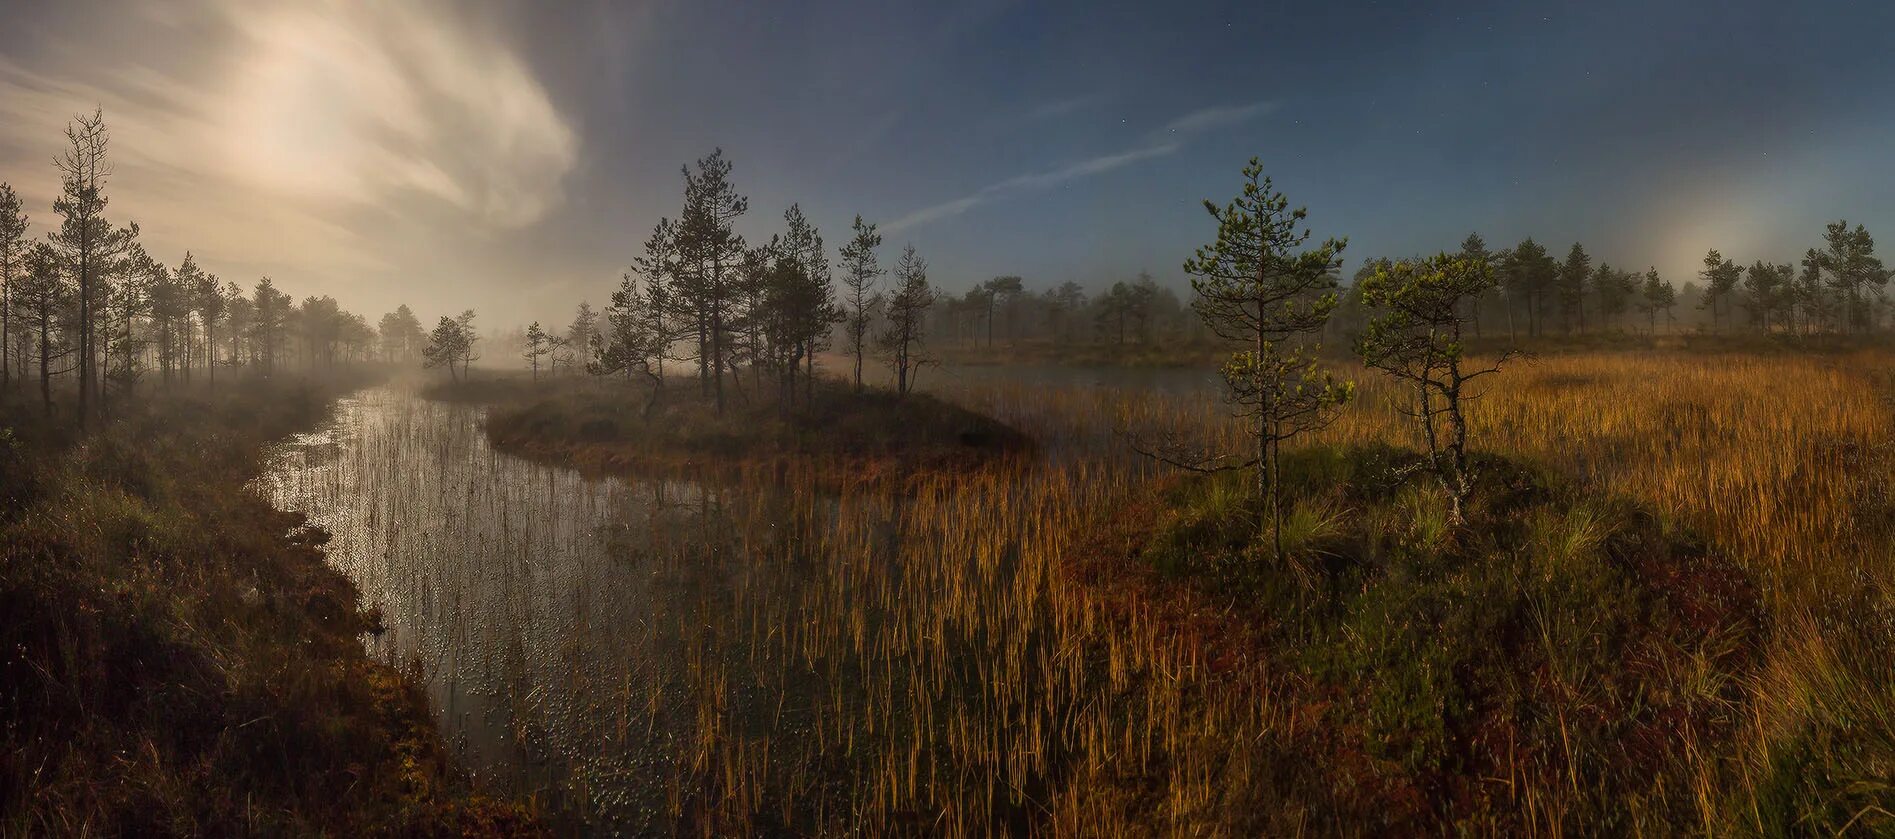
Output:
885,101,1276,233
0,0,577,291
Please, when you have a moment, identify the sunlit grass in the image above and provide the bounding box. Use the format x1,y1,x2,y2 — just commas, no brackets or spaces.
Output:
260,348,1895,834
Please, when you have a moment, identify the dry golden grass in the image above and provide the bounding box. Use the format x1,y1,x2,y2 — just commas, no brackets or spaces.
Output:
278,349,1895,834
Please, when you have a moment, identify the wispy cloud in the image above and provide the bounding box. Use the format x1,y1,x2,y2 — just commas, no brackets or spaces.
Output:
0,0,577,292
886,100,1275,233
887,142,1178,231
1157,101,1277,137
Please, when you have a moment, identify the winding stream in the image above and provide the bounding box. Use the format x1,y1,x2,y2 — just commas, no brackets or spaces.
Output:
258,369,1223,833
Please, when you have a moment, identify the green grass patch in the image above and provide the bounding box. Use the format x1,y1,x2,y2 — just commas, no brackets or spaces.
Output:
1096,444,1767,831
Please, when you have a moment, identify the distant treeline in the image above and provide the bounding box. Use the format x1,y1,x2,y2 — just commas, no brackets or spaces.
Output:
0,109,405,426
484,221,1889,383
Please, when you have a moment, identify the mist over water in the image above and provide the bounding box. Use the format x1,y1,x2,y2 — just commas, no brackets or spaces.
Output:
262,388,789,827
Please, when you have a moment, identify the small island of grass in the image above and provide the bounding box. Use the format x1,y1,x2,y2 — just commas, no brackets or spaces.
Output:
423,373,1033,489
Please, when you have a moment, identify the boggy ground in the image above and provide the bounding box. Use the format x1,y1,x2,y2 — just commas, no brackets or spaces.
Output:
424,371,1034,490
1063,444,1764,833
0,374,537,836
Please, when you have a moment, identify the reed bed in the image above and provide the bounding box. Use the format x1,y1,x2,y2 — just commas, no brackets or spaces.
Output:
260,350,1895,835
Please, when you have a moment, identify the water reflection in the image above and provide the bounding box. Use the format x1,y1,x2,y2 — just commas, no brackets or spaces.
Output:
263,388,817,828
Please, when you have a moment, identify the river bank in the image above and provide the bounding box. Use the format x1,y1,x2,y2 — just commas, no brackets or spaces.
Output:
0,373,536,835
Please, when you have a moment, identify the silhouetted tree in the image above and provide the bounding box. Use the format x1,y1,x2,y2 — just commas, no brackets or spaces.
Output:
1500,239,1555,337
592,271,674,415
980,275,1023,346
190,255,223,386
378,305,425,363
522,321,551,380
1698,249,1740,332
763,204,838,405
564,299,595,371
1045,281,1087,342
249,277,292,374
0,184,24,389
1457,232,1489,337
1557,242,1591,333
1796,249,1829,334
1818,220,1888,332
1639,268,1675,333
877,244,934,396
838,215,883,390
1594,263,1637,330
1094,281,1132,345
675,149,748,412
1743,260,1786,331
50,108,133,425
12,243,70,413
422,316,467,382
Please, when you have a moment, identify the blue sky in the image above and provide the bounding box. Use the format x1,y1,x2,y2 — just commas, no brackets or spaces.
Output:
3,0,1894,325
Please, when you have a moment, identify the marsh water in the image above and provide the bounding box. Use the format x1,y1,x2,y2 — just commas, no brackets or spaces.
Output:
258,366,1223,833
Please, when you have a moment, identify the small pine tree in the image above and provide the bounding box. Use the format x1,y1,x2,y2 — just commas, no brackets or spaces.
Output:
522,321,551,380
422,316,466,382
838,215,883,390
1172,157,1352,556
1356,252,1517,525
876,245,934,396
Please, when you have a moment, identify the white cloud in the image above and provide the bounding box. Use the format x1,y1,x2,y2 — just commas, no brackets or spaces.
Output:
0,0,578,297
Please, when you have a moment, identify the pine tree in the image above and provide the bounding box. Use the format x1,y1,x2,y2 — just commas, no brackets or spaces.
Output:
1640,268,1674,334
765,204,838,405
0,184,25,390
1176,158,1352,554
675,150,748,412
189,256,224,387
12,243,71,414
1818,220,1888,332
838,215,883,390
877,245,934,397
452,310,480,379
1500,239,1556,337
1557,243,1591,333
1458,232,1489,337
378,305,425,363
522,321,551,380
1356,252,1516,524
422,316,466,382
50,108,130,425
1698,249,1741,332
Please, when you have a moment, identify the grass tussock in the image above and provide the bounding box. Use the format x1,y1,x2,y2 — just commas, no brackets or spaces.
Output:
1034,349,1895,834
0,376,537,836
426,371,1034,489
1072,446,1764,832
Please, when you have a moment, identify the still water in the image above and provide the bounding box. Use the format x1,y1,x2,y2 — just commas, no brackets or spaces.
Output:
258,368,1222,833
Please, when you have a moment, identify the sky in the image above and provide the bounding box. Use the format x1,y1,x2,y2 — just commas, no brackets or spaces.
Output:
3,0,1895,328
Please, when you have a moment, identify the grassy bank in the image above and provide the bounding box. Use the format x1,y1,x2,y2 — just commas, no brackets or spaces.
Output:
1064,445,1764,832
423,372,1033,489
0,374,536,835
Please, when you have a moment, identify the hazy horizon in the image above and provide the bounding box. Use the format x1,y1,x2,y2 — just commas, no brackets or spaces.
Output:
4,0,1893,327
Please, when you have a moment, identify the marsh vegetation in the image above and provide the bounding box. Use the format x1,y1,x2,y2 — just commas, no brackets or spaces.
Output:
3,95,1895,838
